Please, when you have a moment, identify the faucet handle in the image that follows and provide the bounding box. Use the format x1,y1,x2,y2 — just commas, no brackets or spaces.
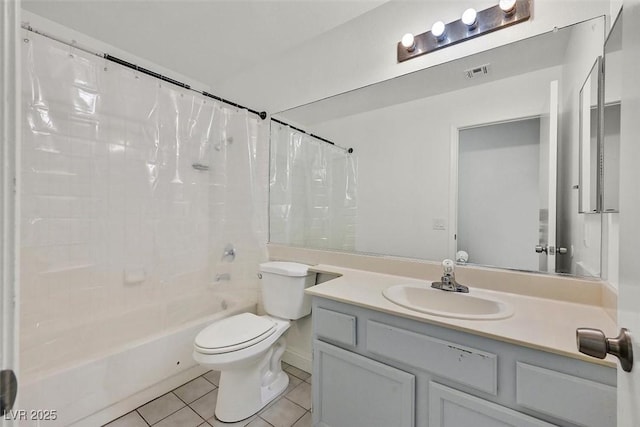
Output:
442,259,455,274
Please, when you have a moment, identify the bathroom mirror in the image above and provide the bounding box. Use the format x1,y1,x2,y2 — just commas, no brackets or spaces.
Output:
270,17,605,278
578,58,603,214
602,13,622,213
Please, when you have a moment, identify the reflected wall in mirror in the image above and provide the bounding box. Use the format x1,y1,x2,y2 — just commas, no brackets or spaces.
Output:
271,17,606,278
603,14,622,213
579,58,602,214
601,12,622,285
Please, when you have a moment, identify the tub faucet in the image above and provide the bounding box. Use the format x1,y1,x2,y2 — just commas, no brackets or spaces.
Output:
221,243,236,262
431,259,469,293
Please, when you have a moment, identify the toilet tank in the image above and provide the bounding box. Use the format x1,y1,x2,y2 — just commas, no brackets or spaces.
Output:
259,262,317,320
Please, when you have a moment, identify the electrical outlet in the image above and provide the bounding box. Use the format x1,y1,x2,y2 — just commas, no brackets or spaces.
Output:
433,218,447,230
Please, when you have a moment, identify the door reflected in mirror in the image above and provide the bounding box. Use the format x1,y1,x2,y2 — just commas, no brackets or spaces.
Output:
457,117,542,272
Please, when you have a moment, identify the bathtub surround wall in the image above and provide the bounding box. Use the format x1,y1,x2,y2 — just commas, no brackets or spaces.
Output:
19,31,268,423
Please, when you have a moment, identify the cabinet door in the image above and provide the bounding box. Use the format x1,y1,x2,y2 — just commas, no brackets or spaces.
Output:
313,339,415,427
429,382,554,427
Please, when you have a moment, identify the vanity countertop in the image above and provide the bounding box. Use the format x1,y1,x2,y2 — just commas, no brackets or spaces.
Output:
306,264,618,368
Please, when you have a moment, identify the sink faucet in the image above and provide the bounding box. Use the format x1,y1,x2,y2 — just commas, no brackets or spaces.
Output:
431,259,469,293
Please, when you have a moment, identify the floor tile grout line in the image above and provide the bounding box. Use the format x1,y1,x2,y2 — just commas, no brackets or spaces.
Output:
149,404,206,427
256,416,276,427
289,410,307,427
201,374,219,387
283,396,309,412
172,388,189,406
135,409,152,427
186,397,211,423
145,392,186,426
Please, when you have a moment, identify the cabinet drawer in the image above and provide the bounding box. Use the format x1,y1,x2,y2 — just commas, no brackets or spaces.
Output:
366,320,497,395
516,362,616,427
314,307,357,347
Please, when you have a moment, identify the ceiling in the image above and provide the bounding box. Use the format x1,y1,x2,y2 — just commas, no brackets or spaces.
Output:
22,0,386,90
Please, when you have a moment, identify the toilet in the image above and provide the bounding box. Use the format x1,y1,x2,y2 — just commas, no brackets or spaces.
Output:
193,262,316,422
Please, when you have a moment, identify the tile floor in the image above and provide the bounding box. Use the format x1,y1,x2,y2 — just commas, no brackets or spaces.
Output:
104,363,312,427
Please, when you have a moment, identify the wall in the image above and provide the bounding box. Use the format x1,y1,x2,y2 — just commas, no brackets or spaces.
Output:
312,66,560,261
458,118,540,271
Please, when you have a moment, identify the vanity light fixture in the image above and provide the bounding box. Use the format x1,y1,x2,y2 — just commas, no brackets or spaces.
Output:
401,33,416,52
461,8,478,30
397,0,531,62
499,0,517,15
431,21,447,41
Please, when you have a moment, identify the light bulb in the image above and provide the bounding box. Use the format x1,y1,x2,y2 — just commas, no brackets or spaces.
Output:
499,0,517,14
401,33,416,51
461,8,478,28
431,21,446,41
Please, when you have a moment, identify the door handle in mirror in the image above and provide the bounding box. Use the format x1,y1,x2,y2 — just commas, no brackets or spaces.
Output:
535,244,547,254
576,328,633,372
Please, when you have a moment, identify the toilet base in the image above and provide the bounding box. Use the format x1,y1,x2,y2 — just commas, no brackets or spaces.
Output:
214,339,289,422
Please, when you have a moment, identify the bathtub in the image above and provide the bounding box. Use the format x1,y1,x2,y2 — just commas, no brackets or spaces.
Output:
17,292,256,427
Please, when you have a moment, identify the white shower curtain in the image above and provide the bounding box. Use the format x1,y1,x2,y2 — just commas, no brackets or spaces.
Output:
270,122,357,251
20,31,268,381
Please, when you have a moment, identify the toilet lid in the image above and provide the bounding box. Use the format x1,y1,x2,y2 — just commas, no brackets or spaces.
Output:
194,313,277,354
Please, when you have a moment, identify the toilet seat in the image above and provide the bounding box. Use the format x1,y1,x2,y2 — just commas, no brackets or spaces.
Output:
194,313,277,355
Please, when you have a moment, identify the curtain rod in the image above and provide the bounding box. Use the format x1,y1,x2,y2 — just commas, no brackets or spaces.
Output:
271,118,354,154
21,24,268,120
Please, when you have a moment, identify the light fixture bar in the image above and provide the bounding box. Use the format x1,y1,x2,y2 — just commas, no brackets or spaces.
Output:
397,0,531,63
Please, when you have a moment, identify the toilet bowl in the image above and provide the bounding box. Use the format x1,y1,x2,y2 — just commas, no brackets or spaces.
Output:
193,262,316,422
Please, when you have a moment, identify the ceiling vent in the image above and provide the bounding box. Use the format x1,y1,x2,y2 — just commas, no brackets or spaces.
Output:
464,64,491,79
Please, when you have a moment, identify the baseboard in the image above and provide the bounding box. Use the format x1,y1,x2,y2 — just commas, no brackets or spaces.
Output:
282,348,312,374
71,365,208,427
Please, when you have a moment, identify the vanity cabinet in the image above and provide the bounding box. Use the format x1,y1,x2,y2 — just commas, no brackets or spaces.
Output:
311,299,616,427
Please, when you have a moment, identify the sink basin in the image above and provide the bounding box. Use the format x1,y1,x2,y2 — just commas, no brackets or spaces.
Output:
382,283,514,320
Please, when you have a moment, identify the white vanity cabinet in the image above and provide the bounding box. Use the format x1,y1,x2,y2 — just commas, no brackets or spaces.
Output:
311,298,616,427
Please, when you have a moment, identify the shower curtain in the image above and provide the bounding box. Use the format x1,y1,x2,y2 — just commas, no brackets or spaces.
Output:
269,122,357,251
20,31,268,381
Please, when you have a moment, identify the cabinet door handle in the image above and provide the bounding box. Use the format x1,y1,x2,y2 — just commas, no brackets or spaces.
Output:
576,328,633,372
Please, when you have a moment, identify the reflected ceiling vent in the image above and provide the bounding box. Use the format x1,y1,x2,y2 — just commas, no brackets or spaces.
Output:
464,64,491,79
